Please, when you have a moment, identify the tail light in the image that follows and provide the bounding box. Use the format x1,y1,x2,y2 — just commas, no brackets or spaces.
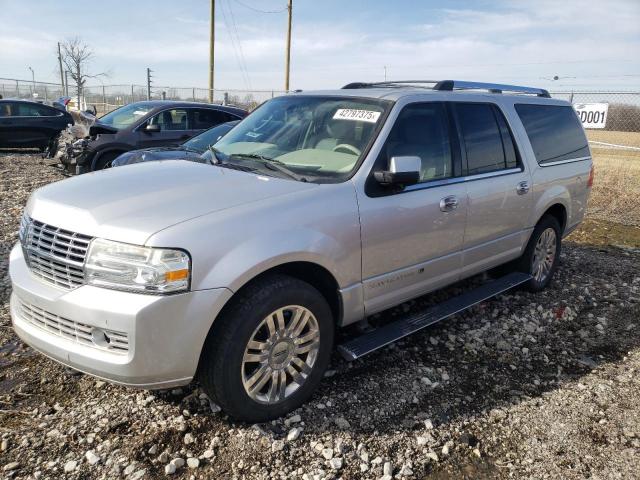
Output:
587,165,595,187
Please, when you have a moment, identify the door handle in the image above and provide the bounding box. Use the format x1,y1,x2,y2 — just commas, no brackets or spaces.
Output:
439,195,459,212
516,181,530,195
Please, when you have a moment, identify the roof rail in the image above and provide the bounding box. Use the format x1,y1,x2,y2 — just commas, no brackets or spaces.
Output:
342,80,439,89
433,80,550,97
341,79,550,97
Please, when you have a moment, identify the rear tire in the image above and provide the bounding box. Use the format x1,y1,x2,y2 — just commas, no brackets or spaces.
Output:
198,274,334,422
516,215,562,292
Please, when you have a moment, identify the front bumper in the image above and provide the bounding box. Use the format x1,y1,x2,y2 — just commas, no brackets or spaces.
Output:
9,243,233,389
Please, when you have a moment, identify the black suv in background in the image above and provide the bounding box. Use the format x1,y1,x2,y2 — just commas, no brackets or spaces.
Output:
62,100,246,174
0,99,74,151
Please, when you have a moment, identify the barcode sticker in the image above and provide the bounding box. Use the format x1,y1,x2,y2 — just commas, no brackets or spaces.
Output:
333,109,381,123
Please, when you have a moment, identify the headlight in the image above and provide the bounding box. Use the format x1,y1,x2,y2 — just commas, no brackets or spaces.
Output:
85,239,190,294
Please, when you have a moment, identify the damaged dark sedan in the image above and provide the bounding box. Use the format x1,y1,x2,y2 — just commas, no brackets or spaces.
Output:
111,120,239,167
61,100,246,174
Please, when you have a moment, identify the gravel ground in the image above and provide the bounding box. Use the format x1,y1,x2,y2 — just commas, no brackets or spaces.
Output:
0,152,639,480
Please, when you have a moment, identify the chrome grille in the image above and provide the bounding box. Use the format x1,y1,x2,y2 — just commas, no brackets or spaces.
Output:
19,215,92,289
17,298,129,354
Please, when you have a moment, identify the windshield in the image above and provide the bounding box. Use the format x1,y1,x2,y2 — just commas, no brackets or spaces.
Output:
212,95,391,182
185,121,239,153
99,102,155,129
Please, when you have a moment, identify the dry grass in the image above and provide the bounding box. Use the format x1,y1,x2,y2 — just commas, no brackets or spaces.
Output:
585,130,640,226
587,129,640,148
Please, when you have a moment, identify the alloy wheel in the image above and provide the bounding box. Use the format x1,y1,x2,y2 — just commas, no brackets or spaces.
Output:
241,305,320,404
531,227,557,283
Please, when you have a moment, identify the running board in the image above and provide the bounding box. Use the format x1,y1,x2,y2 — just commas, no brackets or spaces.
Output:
337,271,532,361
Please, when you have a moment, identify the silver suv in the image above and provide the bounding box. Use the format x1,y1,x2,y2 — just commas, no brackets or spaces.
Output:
9,80,593,422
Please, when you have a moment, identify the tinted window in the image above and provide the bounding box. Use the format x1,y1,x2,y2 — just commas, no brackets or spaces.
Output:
149,108,189,131
0,102,16,117
383,102,452,183
192,109,235,129
515,104,589,164
455,103,510,175
6,103,58,117
494,109,518,169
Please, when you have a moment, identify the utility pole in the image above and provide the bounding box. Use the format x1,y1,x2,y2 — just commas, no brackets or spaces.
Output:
208,0,215,103
383,66,387,81
64,71,70,96
146,68,153,100
57,42,65,94
284,0,292,91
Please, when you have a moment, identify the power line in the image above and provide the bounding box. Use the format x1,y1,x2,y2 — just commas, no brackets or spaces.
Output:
233,0,286,14
219,0,251,89
226,0,253,89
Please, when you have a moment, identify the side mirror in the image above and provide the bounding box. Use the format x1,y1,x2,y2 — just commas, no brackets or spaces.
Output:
374,156,421,187
144,124,161,133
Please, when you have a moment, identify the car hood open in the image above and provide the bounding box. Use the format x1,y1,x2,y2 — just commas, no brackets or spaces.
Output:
26,160,316,245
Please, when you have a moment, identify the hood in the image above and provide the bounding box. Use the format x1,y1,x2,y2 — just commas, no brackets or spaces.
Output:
26,161,316,245
112,147,204,167
89,122,119,136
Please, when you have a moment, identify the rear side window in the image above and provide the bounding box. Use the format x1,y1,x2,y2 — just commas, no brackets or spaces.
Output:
5,103,58,117
0,103,16,117
515,104,589,164
191,109,237,129
454,103,518,175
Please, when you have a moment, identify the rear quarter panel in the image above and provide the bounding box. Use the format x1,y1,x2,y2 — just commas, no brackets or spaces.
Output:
497,96,592,235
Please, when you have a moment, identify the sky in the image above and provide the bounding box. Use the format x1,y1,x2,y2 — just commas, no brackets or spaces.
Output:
1,0,639,92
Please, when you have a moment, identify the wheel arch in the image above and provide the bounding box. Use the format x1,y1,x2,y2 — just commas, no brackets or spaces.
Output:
224,260,343,327
91,147,130,170
195,260,343,381
542,203,567,233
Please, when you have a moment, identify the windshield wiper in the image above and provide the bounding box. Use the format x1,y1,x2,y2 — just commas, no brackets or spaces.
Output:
228,153,307,182
207,147,257,173
208,146,224,164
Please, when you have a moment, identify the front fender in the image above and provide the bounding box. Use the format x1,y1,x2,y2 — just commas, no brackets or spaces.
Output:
144,181,363,304
201,227,347,293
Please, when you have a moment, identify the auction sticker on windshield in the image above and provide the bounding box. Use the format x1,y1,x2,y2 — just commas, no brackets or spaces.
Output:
333,109,381,123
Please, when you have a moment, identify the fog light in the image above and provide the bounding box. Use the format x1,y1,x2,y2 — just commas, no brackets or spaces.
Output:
91,328,112,348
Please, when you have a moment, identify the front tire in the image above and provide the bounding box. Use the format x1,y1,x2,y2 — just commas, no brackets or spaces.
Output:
94,151,121,171
199,274,334,422
517,215,562,292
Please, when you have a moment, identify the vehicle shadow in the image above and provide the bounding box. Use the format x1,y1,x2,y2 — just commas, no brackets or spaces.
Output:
292,241,639,437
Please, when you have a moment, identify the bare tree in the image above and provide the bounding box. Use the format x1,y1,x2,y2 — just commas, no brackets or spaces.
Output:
60,37,107,106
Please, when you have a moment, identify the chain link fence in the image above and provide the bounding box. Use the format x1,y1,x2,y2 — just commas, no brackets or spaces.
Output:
3,78,638,134
547,91,640,226
0,78,286,114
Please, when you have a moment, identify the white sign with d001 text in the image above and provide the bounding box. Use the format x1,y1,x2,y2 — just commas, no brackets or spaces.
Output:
573,103,608,129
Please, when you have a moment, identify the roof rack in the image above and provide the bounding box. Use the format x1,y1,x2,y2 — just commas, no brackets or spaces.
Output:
341,79,550,98
342,80,439,90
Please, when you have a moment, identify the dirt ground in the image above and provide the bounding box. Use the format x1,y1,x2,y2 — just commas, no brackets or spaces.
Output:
0,152,638,480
